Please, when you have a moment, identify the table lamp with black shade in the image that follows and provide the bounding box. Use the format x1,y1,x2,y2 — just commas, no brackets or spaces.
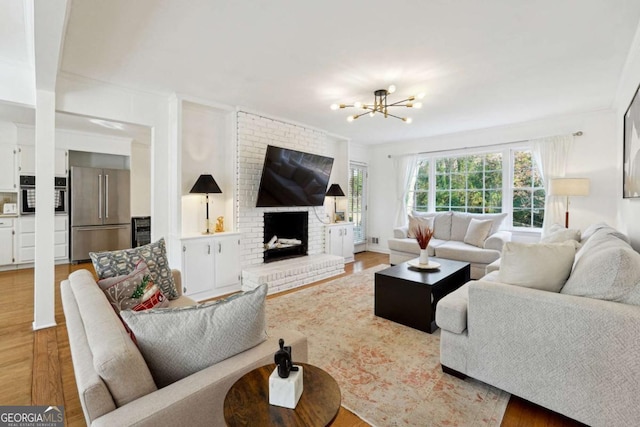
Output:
189,174,222,234
325,184,345,223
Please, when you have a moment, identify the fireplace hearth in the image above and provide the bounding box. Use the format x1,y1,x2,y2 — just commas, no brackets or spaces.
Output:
263,212,308,263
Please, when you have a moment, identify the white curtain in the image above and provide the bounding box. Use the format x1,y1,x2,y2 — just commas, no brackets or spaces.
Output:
393,155,417,227
532,134,574,235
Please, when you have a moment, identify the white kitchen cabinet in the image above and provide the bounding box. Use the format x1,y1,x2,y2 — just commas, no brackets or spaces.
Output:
0,145,18,191
325,222,354,263
0,218,15,265
181,232,241,301
54,149,68,176
17,215,68,263
18,145,34,175
19,146,68,177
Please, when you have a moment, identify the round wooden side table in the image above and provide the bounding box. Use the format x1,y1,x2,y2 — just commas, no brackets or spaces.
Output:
224,362,341,426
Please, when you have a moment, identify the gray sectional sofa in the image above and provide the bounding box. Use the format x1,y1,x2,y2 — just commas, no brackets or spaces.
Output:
436,224,640,426
388,211,511,279
61,269,308,427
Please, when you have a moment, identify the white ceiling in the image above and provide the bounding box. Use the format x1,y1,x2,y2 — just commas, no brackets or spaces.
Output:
0,1,31,67
21,1,640,144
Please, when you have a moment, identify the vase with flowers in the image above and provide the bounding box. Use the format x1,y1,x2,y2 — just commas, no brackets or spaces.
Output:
414,225,434,265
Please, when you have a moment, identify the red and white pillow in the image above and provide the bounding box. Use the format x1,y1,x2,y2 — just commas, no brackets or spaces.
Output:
97,260,169,312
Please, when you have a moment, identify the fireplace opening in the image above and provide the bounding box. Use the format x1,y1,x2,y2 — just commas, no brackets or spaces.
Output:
263,211,308,263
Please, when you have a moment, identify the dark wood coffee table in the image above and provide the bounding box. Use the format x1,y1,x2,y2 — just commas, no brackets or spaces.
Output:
375,257,470,333
223,362,341,426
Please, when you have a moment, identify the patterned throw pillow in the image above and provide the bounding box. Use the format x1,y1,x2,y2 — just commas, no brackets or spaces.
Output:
120,284,268,387
97,260,169,312
90,237,179,300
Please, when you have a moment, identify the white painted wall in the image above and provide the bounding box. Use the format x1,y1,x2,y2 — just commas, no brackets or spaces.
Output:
366,110,619,253
616,23,640,251
180,101,235,235
16,125,133,155
0,63,35,106
55,74,172,253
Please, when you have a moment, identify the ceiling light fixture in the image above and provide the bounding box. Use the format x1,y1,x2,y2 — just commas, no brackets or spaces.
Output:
331,85,424,124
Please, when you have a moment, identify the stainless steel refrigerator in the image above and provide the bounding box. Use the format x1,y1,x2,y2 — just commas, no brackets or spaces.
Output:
70,166,131,262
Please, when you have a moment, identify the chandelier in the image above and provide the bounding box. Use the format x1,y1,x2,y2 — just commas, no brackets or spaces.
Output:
330,85,424,123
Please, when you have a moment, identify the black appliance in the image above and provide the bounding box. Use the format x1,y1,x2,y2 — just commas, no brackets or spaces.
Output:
131,216,151,247
256,145,334,207
19,175,68,215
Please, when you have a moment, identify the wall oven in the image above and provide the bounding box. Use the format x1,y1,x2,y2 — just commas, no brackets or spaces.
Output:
20,175,68,215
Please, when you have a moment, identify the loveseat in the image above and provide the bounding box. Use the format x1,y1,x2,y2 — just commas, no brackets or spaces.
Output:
388,211,512,279
61,269,308,427
436,224,640,426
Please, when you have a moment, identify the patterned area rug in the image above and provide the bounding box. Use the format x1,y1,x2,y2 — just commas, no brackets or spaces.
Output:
266,264,509,427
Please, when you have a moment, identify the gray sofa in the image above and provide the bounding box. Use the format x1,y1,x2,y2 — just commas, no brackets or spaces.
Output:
388,211,511,279
61,269,308,427
436,225,640,426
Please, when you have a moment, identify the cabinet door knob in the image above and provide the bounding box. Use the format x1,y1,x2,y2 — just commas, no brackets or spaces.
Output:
207,244,211,255
218,243,222,253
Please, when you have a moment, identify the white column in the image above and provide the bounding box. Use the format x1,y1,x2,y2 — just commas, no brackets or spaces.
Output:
33,89,56,330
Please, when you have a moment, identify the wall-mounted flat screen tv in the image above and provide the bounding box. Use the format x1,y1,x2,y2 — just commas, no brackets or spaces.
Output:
256,145,334,207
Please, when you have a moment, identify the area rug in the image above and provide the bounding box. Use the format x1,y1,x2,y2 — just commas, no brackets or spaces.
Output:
266,264,510,427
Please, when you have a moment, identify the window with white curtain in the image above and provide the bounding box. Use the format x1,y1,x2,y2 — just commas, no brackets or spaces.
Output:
348,163,367,244
406,159,429,212
404,147,544,228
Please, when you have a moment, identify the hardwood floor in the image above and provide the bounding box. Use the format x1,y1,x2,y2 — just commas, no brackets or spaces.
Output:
0,252,582,426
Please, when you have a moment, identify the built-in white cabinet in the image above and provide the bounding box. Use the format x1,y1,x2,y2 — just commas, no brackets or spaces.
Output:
17,215,68,263
325,222,355,263
0,145,18,191
0,218,15,265
181,232,241,301
18,146,68,176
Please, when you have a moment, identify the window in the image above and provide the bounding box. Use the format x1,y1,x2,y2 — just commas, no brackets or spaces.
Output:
434,153,502,213
512,150,545,228
405,147,545,229
348,163,367,244
406,159,429,212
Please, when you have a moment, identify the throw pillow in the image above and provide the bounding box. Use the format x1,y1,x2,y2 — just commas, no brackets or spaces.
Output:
540,226,581,245
407,214,434,239
90,237,178,300
561,238,640,305
463,218,493,248
450,212,507,242
412,211,452,240
98,260,169,312
498,242,576,292
120,283,268,387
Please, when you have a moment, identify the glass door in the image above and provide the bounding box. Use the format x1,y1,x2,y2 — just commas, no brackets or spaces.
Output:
348,163,367,246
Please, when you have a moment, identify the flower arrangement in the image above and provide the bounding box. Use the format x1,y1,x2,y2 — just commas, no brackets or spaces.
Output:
414,225,434,250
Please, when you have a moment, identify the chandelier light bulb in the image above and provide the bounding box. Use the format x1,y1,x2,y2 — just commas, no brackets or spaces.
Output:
347,115,354,122
404,117,413,124
369,111,375,117
388,84,396,94
413,102,423,109
330,104,339,110
417,93,426,99
354,101,362,108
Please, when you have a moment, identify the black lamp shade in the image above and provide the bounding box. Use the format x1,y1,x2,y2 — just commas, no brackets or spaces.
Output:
325,184,345,197
189,174,222,194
